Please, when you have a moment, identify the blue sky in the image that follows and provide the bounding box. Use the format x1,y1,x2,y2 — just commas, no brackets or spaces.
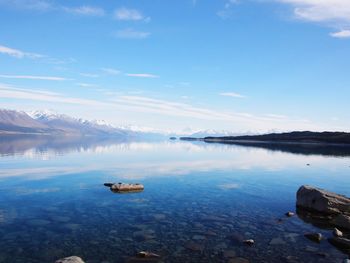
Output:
0,0,350,133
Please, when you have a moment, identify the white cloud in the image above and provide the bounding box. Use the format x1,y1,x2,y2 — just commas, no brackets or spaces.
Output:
0,0,53,11
114,28,150,39
126,73,159,78
278,0,350,23
76,83,96,87
0,44,76,65
0,75,70,81
220,92,246,98
0,84,323,132
0,45,44,59
114,7,149,21
277,0,350,36
101,68,121,75
63,6,105,16
80,73,99,78
330,29,350,38
0,84,107,107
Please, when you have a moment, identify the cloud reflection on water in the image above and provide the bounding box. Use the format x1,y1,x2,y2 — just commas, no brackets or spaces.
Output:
0,137,349,181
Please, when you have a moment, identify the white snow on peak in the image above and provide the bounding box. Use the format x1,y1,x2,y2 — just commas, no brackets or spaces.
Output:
28,109,70,121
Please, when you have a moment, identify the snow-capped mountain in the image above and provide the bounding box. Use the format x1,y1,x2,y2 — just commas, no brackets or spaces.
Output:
0,108,244,138
0,109,132,137
27,110,129,136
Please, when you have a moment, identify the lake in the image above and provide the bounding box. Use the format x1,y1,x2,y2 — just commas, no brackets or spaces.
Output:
0,137,349,263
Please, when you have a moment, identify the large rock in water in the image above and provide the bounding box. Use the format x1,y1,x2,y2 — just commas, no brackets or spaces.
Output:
296,185,350,215
55,256,85,263
332,214,350,230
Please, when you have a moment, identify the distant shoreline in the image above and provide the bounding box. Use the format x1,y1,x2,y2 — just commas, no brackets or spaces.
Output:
180,131,350,147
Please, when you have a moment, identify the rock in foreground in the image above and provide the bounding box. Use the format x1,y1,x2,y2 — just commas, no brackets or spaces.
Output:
55,256,85,263
296,185,350,215
104,182,144,193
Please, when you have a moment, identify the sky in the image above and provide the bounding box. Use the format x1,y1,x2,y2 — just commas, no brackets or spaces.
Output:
0,0,350,133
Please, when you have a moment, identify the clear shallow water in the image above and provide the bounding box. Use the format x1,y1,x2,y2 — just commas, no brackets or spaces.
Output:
0,138,350,263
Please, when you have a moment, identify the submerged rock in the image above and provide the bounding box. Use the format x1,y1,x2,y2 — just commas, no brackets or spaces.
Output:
304,233,323,243
286,212,295,217
328,237,350,249
55,256,85,263
269,237,286,245
223,250,236,258
243,239,254,246
184,241,204,252
137,251,160,258
296,185,350,215
228,257,250,263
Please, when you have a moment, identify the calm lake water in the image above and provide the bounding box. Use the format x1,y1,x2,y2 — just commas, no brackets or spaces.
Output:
0,137,350,263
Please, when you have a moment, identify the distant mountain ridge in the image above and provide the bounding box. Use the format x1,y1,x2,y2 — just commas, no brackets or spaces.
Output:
0,109,130,137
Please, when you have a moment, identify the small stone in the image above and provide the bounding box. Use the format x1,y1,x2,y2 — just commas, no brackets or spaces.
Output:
333,228,343,237
304,233,322,243
228,233,244,244
55,256,85,263
192,235,205,240
153,214,166,220
137,251,160,258
285,212,295,217
305,246,318,253
229,257,250,263
269,237,286,245
223,250,236,258
184,241,204,252
316,252,329,258
243,239,254,246
284,233,299,243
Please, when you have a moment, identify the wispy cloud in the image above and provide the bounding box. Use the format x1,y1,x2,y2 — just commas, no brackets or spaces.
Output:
0,0,53,11
0,84,321,132
80,73,99,78
330,30,350,38
126,73,159,78
0,44,44,59
0,1,105,18
277,0,350,36
76,83,96,88
101,68,121,75
114,28,150,39
0,75,70,81
114,7,150,22
220,92,246,98
0,84,106,107
217,0,239,19
278,0,350,23
0,44,75,65
63,6,105,16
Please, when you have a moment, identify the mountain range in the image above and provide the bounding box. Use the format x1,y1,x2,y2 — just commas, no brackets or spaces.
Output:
0,109,130,137
0,109,240,138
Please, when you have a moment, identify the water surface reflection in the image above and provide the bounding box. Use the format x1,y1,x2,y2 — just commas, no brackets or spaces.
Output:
0,136,349,262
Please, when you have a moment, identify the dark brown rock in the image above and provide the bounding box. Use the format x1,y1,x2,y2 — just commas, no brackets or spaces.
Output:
296,185,350,215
